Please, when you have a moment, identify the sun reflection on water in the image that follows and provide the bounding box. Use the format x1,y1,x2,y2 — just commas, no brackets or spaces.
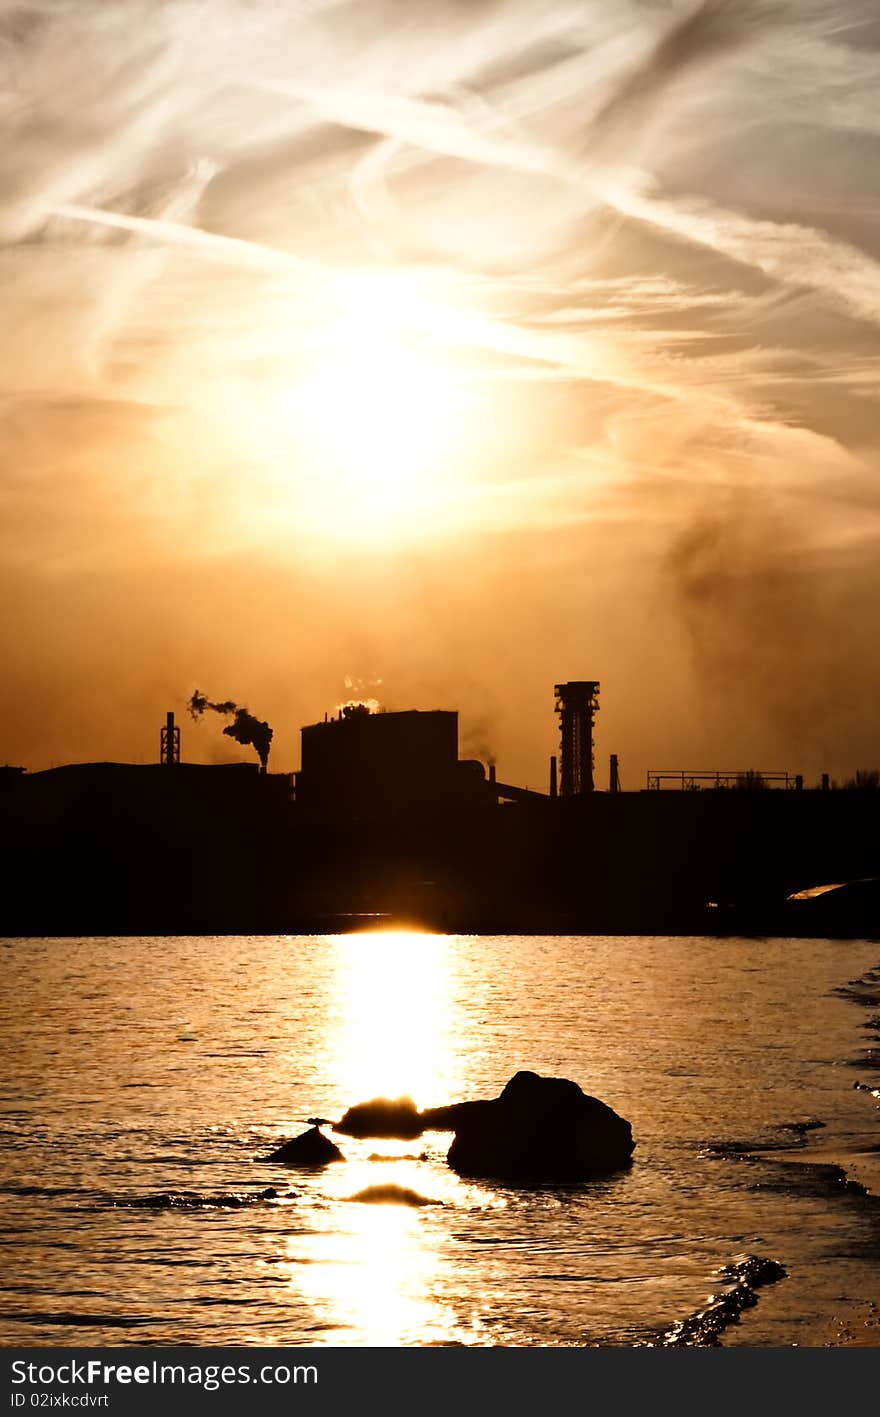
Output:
279,1188,455,1346
331,930,463,1109
276,930,470,1343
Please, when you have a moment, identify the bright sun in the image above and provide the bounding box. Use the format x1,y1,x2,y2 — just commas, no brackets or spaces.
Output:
274,272,477,540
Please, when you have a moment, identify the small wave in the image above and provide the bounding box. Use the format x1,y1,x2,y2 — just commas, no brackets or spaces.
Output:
838,965,880,1073
706,1116,827,1160
661,1255,787,1346
710,1122,879,1212
704,1138,768,1158
835,967,880,1009
0,1185,87,1198
113,1187,293,1210
747,1160,870,1200
346,1184,441,1207
204,1051,269,1058
1,1311,159,1328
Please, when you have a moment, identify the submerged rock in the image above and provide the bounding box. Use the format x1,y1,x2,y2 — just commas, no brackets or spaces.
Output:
347,1183,439,1207
263,1125,345,1166
335,1095,424,1139
422,1070,634,1181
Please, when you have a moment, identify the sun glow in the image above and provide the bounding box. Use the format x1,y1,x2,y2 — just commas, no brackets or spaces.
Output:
273,272,479,540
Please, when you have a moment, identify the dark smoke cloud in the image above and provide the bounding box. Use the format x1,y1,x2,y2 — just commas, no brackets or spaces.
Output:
664,493,880,772
188,689,273,770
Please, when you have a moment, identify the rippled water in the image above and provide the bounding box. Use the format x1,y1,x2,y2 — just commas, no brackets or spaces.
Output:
1,934,878,1347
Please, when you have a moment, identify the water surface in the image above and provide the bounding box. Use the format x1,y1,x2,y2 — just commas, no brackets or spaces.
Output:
1,934,878,1346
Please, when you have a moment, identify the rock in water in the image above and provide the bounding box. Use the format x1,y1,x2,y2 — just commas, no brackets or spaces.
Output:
335,1095,424,1139
423,1070,634,1181
263,1126,345,1166
347,1184,439,1207
324,1071,633,1180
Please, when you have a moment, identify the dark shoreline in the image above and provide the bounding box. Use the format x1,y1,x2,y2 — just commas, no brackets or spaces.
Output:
3,915,877,939
3,764,878,940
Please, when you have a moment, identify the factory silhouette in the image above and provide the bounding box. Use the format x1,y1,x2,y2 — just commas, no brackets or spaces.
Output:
2,680,878,937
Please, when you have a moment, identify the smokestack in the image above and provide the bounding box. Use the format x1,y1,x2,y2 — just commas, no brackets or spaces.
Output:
549,755,557,799
554,681,600,795
160,710,180,767
795,774,803,792
488,763,496,785
821,773,830,791
609,754,620,794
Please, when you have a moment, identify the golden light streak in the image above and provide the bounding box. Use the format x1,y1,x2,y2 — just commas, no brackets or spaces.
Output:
274,931,469,1344
330,930,461,1107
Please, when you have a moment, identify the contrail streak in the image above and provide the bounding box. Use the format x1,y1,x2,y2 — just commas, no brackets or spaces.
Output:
52,202,314,276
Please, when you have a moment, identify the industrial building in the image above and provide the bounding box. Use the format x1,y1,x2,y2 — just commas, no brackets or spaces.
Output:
295,705,489,816
2,681,878,938
293,680,609,816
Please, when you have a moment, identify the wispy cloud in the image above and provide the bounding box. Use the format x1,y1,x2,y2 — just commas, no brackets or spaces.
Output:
604,178,880,327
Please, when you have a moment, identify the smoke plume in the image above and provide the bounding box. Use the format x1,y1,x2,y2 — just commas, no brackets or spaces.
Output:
188,689,273,771
460,714,497,768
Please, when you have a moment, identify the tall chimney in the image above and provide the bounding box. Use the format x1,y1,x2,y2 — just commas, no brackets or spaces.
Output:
489,763,496,785
549,755,557,799
609,753,620,794
160,710,180,766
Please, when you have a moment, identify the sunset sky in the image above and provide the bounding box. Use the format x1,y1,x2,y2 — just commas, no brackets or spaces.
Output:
2,0,878,786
